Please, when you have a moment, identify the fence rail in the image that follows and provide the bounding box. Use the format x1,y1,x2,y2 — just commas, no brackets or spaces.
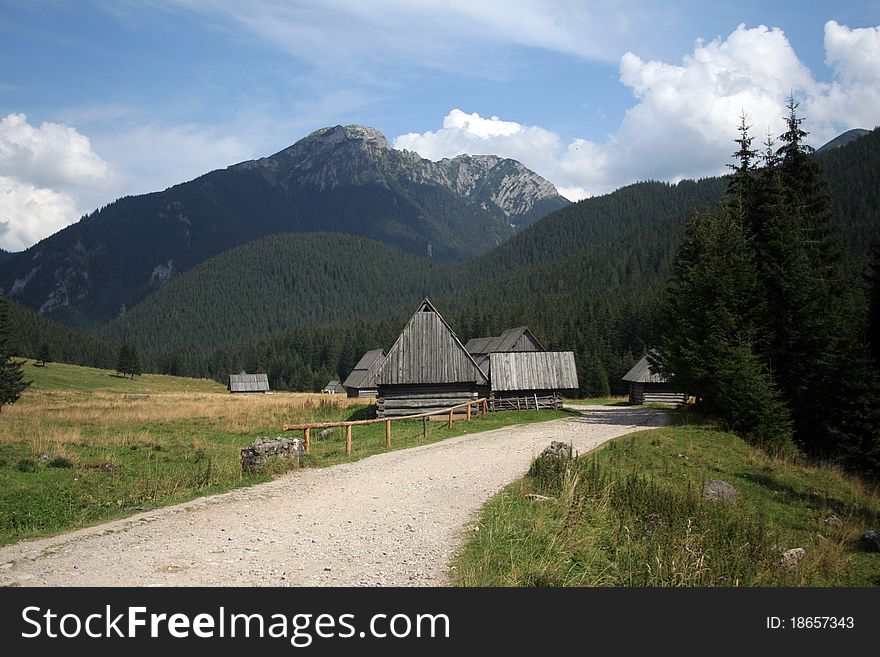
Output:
283,398,489,455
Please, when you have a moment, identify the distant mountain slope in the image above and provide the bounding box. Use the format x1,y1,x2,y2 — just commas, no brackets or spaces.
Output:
815,128,870,154
0,124,567,328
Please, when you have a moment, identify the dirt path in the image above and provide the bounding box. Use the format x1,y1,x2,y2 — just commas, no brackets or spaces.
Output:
0,406,666,587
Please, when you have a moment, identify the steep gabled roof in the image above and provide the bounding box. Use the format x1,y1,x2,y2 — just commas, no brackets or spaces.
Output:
465,326,545,355
228,373,270,392
342,349,386,389
489,351,578,391
622,353,668,384
376,298,488,385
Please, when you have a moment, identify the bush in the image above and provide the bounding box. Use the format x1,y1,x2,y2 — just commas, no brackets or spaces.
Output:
47,457,74,469
16,458,37,473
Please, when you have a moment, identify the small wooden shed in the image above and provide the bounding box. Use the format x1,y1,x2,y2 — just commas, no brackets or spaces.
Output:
228,372,270,393
621,354,686,405
322,380,346,395
465,326,545,375
342,349,386,398
489,351,578,410
374,299,488,418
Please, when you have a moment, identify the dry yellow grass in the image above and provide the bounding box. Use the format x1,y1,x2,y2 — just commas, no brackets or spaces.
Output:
1,389,366,450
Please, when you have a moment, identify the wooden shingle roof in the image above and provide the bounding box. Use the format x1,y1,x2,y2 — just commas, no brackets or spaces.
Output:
376,299,488,386
228,373,270,392
621,353,668,383
343,349,386,389
489,351,578,391
465,327,545,355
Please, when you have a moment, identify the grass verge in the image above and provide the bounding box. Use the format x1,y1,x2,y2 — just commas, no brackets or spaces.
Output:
454,425,880,586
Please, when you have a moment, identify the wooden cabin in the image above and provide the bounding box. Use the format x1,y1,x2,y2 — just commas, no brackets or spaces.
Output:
465,327,545,375
322,380,346,395
342,349,385,398
489,351,578,410
374,299,488,418
228,372,270,393
621,354,686,405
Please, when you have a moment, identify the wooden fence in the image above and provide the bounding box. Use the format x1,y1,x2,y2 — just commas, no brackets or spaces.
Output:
283,398,489,455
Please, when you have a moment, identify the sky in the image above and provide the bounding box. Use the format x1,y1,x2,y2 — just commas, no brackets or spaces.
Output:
1,1,879,252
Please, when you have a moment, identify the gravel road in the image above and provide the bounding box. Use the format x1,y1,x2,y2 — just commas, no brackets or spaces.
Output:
0,405,666,587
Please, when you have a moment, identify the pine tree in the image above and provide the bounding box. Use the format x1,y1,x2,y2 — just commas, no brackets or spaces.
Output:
36,341,52,367
868,244,880,364
657,199,792,448
0,296,30,412
116,343,132,378
128,343,143,379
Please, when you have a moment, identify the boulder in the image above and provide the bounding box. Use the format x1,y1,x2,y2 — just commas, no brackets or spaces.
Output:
702,479,738,502
824,514,844,528
862,530,880,552
780,547,805,570
241,436,305,472
539,441,573,461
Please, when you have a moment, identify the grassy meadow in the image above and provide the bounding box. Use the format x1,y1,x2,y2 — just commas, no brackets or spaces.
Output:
0,360,568,546
455,423,880,587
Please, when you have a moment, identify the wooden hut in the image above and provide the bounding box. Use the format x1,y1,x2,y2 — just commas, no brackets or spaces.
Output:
465,327,545,375
228,372,270,393
322,380,346,395
489,351,578,410
621,354,686,405
374,299,488,418
342,349,385,398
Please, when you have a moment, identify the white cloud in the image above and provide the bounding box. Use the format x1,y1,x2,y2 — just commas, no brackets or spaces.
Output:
395,22,880,201
0,177,80,252
0,113,122,251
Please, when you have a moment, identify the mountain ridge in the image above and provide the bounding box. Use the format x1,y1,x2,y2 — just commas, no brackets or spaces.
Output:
0,124,567,327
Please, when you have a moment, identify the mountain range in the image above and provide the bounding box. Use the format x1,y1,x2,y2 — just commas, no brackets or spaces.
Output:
0,124,567,328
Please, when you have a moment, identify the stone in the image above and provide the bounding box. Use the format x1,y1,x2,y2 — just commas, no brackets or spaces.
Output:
319,428,333,438
862,530,880,552
824,514,844,528
702,479,738,502
241,436,304,472
524,494,555,502
780,547,805,570
539,441,573,461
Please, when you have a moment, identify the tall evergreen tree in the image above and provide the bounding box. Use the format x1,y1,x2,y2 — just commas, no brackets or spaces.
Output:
0,296,30,412
115,343,132,378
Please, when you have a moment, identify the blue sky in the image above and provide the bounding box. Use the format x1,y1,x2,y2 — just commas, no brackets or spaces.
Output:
1,1,879,251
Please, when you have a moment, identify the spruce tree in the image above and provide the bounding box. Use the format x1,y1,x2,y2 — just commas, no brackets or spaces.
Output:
128,343,143,379
0,296,30,412
116,343,132,378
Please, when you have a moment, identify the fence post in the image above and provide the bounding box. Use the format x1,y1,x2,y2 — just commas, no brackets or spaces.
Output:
385,420,391,449
466,402,471,421
345,425,352,455
304,427,310,454
448,409,453,429
483,399,488,415
422,415,428,440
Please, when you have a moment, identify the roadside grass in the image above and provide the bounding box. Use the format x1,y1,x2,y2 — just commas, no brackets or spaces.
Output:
454,425,880,587
565,396,631,406
0,361,569,546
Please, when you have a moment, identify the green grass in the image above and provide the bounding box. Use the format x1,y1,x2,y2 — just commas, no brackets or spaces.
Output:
21,359,225,393
455,425,880,587
0,360,571,546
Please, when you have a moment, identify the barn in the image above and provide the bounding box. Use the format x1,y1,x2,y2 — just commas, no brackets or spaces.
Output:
342,349,386,398
228,372,270,394
621,353,686,405
374,299,488,418
489,351,578,410
322,380,346,395
465,326,545,375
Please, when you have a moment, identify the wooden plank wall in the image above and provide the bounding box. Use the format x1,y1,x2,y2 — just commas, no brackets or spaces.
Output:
377,385,478,418
489,351,578,391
